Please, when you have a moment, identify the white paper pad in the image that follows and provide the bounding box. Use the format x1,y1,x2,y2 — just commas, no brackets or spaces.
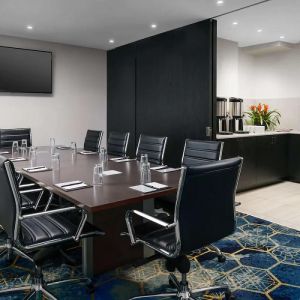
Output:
0,151,9,154
79,151,98,155
55,180,83,188
115,158,136,163
56,146,71,150
63,182,88,191
23,166,49,173
157,167,182,173
130,185,156,193
109,157,124,161
9,157,26,162
145,182,168,189
103,170,122,176
150,165,167,170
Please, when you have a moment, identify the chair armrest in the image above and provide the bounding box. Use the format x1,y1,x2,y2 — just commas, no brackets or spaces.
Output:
19,188,43,194
125,210,175,245
19,206,78,220
19,183,37,189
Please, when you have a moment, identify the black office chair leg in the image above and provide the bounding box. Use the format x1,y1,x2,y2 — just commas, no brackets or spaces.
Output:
209,245,226,262
24,290,37,300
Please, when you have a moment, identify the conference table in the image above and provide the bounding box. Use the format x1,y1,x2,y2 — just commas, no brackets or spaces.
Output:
5,147,181,276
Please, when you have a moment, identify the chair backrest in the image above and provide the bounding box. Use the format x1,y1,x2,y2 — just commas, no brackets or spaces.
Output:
136,134,168,165
107,132,130,157
182,139,224,167
84,130,103,152
0,128,32,148
0,156,21,241
174,157,242,254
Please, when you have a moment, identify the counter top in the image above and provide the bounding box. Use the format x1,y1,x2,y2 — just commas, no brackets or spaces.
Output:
216,130,300,139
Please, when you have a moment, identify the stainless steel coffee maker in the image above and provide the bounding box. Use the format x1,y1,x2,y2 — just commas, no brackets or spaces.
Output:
216,97,232,135
229,97,249,133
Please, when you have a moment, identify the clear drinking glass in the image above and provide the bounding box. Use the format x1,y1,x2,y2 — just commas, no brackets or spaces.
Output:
11,141,19,158
51,153,60,171
140,154,149,169
20,139,28,158
99,147,108,170
71,141,77,154
93,164,103,186
29,146,37,166
50,138,56,155
140,162,151,185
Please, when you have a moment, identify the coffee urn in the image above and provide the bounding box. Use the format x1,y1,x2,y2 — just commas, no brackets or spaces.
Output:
216,97,232,134
229,97,248,133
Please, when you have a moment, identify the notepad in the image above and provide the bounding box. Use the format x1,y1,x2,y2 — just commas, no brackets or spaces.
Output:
78,151,98,155
103,170,122,176
0,151,9,155
115,158,136,163
145,182,168,189
156,167,182,173
23,166,51,173
150,165,167,170
56,146,71,150
109,157,125,161
55,180,90,191
130,185,156,193
9,157,27,162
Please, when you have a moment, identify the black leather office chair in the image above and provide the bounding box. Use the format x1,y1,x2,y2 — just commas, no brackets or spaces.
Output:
0,156,104,300
156,139,224,214
83,129,103,152
182,139,223,166
0,128,32,148
107,131,130,157
136,134,168,165
125,157,242,300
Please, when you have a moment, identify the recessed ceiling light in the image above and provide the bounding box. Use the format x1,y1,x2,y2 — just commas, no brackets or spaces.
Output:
26,25,33,30
217,0,224,5
257,29,263,33
109,39,115,44
232,22,238,25
280,35,285,39
151,24,157,29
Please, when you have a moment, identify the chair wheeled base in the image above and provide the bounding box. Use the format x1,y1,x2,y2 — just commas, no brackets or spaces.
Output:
129,272,233,300
0,241,92,300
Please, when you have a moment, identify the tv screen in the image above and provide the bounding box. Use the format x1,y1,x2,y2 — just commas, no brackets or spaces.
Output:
0,46,52,94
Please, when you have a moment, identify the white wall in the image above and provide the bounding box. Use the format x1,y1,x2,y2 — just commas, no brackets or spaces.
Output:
0,35,107,147
217,38,239,98
217,38,300,130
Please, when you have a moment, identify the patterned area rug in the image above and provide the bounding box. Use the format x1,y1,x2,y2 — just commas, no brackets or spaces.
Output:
0,213,300,300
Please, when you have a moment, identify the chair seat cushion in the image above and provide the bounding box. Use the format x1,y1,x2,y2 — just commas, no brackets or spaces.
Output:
142,227,177,253
20,214,77,246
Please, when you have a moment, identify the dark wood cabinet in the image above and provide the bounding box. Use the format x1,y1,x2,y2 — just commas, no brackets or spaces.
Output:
289,135,300,182
220,135,288,192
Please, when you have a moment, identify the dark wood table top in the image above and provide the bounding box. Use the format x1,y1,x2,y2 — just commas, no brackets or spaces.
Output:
3,147,180,212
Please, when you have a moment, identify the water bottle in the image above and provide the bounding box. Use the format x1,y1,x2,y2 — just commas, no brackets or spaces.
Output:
99,147,108,170
140,162,151,185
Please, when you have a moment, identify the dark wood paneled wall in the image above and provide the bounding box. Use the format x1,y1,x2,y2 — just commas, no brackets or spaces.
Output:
107,19,217,166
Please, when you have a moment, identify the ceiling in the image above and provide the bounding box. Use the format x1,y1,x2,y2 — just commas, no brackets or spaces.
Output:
217,0,300,47
0,0,267,50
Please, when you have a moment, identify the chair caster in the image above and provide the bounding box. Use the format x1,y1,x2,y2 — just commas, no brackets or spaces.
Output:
218,254,226,263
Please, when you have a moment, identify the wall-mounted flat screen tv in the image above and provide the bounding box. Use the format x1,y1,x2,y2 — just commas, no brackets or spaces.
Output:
0,46,52,94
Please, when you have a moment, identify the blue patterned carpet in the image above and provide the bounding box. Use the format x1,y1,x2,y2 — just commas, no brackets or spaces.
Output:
0,213,300,299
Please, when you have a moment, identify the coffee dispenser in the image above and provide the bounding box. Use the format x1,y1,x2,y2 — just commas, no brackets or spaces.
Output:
216,97,232,135
229,97,248,133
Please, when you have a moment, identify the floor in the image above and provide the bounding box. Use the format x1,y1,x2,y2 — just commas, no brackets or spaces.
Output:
236,181,300,231
1,212,300,299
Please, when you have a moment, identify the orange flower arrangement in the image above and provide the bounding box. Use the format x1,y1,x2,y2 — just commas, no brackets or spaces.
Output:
246,103,281,130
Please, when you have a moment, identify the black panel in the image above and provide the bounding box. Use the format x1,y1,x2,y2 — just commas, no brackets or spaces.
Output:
136,19,215,166
0,46,52,94
288,135,300,182
107,45,136,157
